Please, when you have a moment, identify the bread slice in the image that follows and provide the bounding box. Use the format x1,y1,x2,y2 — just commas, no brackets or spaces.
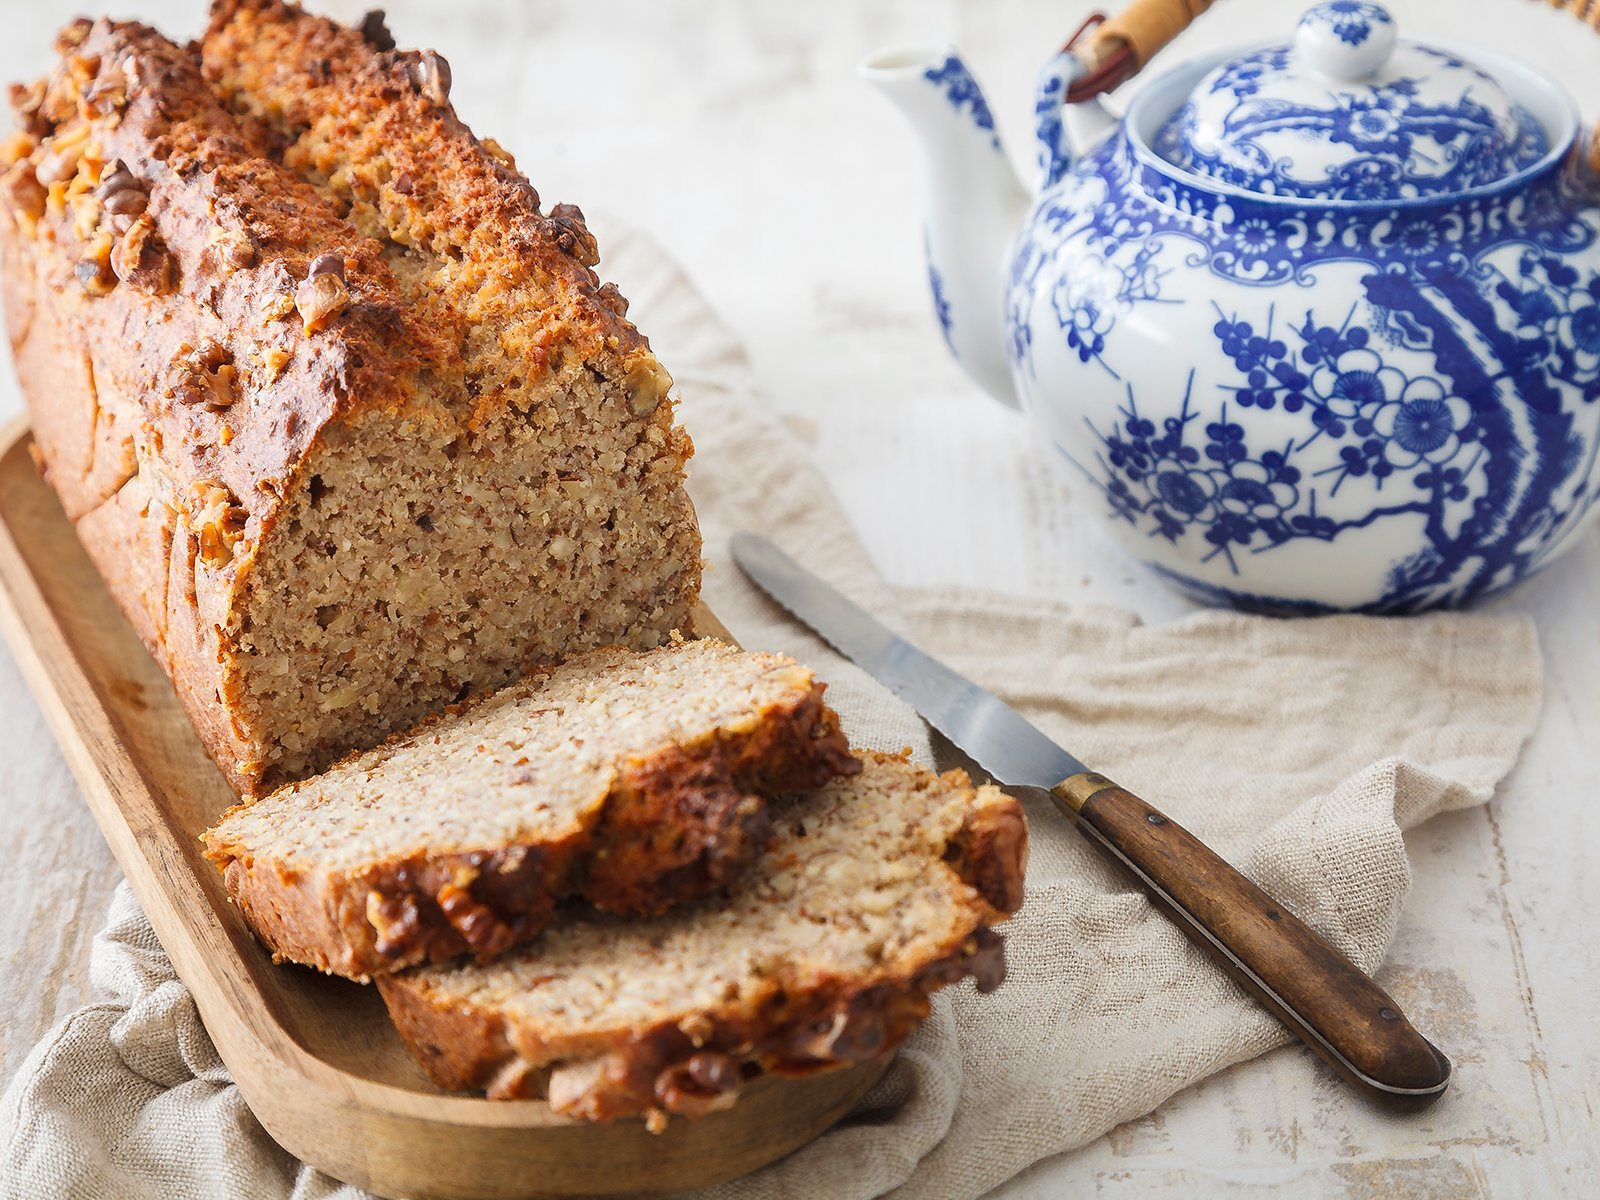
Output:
1,12,700,797
201,640,859,981
378,751,1027,1129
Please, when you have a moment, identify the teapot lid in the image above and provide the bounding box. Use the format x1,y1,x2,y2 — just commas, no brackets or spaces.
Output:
1154,1,1550,201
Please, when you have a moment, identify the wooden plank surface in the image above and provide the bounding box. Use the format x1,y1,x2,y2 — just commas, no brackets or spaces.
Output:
1,1,1597,1197
0,421,887,1199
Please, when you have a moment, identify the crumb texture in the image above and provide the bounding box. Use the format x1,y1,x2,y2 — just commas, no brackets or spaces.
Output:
0,4,700,797
378,751,1028,1126
202,640,860,979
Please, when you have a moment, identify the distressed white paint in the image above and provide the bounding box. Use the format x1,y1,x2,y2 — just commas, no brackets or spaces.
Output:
0,1,1596,1195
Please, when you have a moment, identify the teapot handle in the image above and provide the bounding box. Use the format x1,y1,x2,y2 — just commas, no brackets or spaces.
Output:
1063,0,1215,104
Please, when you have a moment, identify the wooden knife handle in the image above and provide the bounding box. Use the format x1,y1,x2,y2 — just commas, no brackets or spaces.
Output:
1050,773,1451,1110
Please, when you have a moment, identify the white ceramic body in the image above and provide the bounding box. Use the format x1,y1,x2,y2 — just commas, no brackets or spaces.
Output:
1002,50,1600,612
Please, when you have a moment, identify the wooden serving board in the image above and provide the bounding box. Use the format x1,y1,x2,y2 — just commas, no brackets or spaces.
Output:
0,419,886,1200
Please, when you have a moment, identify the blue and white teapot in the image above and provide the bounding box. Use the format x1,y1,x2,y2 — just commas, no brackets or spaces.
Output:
865,2,1600,613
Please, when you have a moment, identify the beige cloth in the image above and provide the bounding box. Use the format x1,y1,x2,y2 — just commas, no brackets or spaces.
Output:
0,226,1543,1200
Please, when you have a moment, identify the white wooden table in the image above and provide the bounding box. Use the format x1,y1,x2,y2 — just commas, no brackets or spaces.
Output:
2,1,1597,1195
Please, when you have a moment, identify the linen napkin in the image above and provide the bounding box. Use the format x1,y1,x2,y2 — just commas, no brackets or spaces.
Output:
0,225,1542,1200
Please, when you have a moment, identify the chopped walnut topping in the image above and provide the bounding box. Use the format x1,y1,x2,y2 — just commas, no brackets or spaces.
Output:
307,252,346,280
295,268,349,334
110,213,174,294
595,281,629,318
262,346,292,380
624,356,673,416
205,227,257,272
80,76,127,122
75,229,115,295
3,166,47,223
480,137,516,170
190,479,247,569
94,158,147,230
408,50,452,107
261,291,296,323
391,171,416,196
549,203,599,266
0,130,39,170
35,133,87,187
165,340,237,410
358,9,396,51
9,81,49,138
54,18,93,56
101,185,145,218
75,257,115,294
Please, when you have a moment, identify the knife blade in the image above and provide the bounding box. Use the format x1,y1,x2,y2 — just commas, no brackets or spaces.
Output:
731,532,1452,1111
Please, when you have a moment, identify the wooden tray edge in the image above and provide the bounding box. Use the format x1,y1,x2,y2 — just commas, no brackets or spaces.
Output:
0,417,890,1198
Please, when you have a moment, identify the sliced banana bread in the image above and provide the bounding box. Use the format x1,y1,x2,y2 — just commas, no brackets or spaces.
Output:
0,10,700,798
379,751,1028,1129
201,640,859,981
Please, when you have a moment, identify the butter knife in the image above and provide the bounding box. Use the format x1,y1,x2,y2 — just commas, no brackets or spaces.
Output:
731,533,1451,1111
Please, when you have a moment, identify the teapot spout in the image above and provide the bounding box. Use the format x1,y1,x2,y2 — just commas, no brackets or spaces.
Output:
861,45,1029,406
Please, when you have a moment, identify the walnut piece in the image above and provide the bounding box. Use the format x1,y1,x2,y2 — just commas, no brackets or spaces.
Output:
307,252,345,280
53,18,93,56
549,203,599,267
204,227,257,273
165,340,237,410
3,166,47,223
624,356,673,416
408,50,452,107
75,229,115,295
110,212,173,294
295,268,349,334
595,281,629,318
94,158,147,231
190,479,247,569
358,9,396,52
261,291,296,323
261,346,292,380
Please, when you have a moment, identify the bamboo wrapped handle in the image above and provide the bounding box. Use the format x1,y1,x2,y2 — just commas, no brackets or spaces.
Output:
1086,0,1214,72
1071,0,1600,171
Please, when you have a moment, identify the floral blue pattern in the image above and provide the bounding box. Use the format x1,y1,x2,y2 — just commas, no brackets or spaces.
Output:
1305,1,1392,47
923,56,1001,150
1031,52,1077,191
1157,27,1550,201
1084,308,1497,579
1005,118,1600,612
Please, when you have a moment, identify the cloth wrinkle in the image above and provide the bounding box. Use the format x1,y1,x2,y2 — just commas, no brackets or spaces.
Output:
0,224,1544,1200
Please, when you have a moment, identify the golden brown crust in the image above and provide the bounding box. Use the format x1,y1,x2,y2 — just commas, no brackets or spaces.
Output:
378,754,1028,1123
0,18,442,794
205,681,859,981
380,928,1008,1119
583,685,861,914
200,0,652,403
1,12,701,798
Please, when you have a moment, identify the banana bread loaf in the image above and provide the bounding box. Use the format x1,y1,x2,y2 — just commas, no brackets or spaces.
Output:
0,9,700,797
202,639,859,981
379,751,1028,1129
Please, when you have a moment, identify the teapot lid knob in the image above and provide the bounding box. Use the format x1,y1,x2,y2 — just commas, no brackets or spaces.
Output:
1296,1,1398,81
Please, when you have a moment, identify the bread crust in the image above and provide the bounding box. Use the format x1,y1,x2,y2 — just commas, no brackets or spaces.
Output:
200,0,654,390
377,753,1028,1127
204,676,861,981
0,20,440,793
0,13,699,796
